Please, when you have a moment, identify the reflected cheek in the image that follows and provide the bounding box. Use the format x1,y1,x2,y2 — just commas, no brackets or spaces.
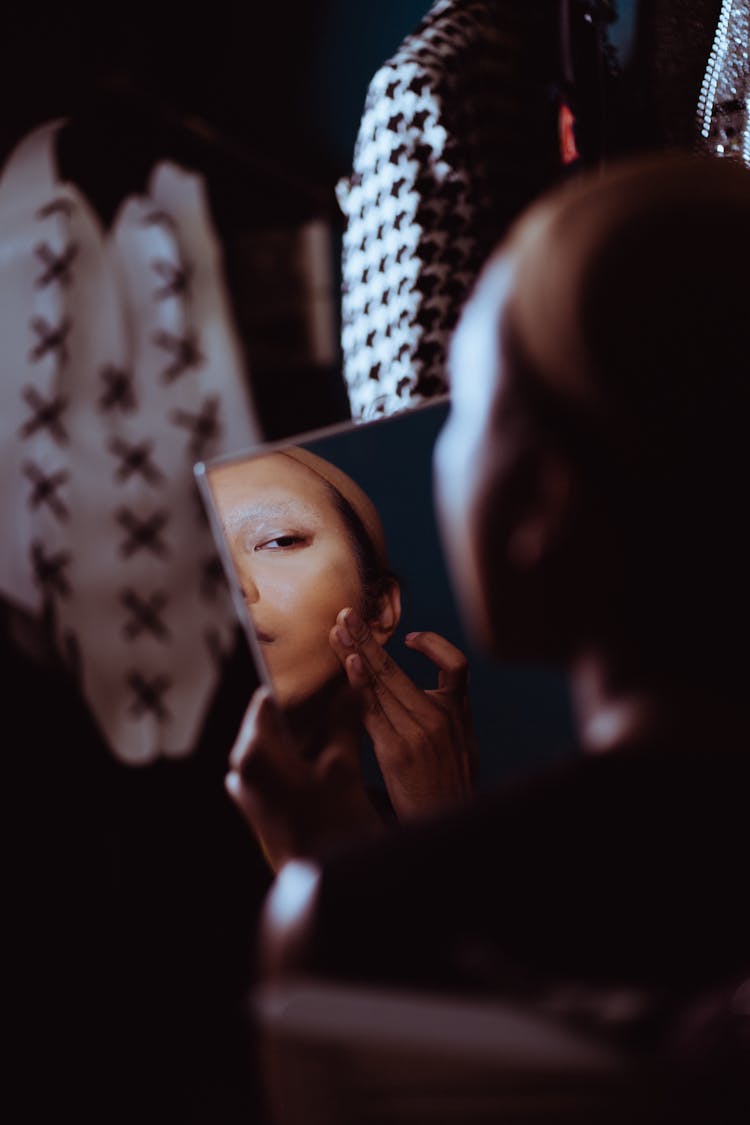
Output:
251,569,304,620
263,614,344,708
250,566,341,650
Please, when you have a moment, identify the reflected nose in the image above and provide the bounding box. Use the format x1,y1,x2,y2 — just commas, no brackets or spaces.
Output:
238,566,259,605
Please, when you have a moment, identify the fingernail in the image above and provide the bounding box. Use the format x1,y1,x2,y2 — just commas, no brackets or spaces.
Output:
348,653,363,677
336,624,354,647
345,606,363,634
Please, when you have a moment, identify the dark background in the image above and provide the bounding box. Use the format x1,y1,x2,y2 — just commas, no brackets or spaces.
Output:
1,1,432,199
1,1,431,439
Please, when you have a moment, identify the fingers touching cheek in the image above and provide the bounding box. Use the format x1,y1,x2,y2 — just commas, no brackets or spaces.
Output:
345,651,367,688
329,606,377,668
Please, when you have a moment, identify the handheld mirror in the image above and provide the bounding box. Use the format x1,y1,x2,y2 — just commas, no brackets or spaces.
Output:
195,397,574,789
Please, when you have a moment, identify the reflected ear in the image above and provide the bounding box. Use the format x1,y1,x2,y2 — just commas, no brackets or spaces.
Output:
369,578,402,645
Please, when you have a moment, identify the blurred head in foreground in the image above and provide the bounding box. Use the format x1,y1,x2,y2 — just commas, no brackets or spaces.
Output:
435,153,750,729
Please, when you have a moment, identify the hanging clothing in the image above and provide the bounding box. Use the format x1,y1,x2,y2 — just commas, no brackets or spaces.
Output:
695,0,750,165
337,0,562,421
338,0,749,424
602,0,748,165
0,120,261,765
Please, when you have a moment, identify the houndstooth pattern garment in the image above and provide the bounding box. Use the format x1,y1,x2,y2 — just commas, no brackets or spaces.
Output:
0,121,261,765
337,0,561,421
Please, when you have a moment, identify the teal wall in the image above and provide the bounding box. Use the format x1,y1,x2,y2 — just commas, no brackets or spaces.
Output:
306,0,642,175
308,1,435,172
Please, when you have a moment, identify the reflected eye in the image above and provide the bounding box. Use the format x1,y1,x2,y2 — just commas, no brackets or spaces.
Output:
255,534,309,551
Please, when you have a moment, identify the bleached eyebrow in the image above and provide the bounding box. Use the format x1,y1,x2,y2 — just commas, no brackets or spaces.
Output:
220,498,318,536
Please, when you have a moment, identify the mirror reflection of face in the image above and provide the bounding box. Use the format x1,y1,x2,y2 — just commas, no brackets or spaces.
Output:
208,452,367,708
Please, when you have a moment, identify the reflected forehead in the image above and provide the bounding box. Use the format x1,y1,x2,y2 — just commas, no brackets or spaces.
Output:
210,453,335,532
224,496,322,535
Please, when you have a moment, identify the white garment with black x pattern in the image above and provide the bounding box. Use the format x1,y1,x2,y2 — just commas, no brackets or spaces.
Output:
0,121,261,764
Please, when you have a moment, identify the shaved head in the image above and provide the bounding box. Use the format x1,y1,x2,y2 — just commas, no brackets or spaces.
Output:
435,153,750,677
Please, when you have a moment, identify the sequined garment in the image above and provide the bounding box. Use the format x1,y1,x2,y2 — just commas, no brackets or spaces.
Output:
696,0,750,165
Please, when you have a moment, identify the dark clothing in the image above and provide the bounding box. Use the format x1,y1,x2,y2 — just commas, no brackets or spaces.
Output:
6,618,272,1125
299,742,750,1119
313,744,749,992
